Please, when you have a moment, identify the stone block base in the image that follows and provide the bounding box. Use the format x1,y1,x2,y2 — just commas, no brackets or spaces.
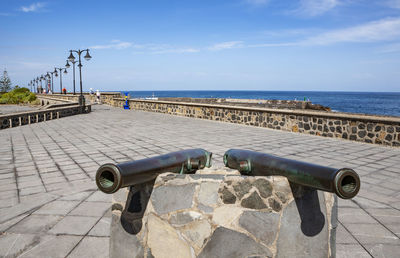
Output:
110,172,337,258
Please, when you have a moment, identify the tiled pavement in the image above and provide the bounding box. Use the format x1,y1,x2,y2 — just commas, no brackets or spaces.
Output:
1,105,399,257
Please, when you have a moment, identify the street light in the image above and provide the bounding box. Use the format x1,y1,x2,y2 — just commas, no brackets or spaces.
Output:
39,75,45,93
54,67,68,94
68,49,92,106
65,59,77,95
35,77,39,93
47,71,56,93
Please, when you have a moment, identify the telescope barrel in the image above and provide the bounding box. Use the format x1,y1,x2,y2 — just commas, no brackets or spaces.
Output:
224,149,360,199
96,149,212,194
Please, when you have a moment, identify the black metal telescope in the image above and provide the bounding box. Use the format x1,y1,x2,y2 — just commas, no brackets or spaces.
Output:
223,149,360,199
96,149,212,194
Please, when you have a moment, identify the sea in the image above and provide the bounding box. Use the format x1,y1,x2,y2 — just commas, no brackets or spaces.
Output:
124,91,400,117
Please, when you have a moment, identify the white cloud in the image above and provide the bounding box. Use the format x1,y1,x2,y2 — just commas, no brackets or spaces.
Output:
302,17,400,45
91,40,200,54
293,0,339,16
90,40,132,50
20,2,45,13
208,41,244,51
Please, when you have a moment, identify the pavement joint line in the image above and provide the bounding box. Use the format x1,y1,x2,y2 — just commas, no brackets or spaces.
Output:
355,195,400,212
44,123,101,173
353,199,400,239
77,129,133,161
17,232,65,257
64,202,111,257
30,124,70,183
338,220,374,257
10,134,20,203
39,124,92,180
2,195,61,232
71,117,161,156
20,129,48,193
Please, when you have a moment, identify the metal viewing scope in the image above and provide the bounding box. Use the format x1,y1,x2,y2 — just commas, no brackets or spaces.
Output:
96,149,212,194
224,149,360,199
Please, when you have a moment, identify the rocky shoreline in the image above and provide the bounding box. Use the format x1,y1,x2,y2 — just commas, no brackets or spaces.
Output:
157,97,331,111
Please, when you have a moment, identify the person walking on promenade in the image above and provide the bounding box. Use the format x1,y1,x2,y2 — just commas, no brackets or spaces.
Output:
96,90,101,104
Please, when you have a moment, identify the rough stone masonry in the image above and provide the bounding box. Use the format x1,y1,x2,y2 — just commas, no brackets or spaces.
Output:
110,172,337,258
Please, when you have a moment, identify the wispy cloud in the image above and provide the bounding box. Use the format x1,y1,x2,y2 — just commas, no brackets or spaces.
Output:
208,41,244,51
90,40,132,50
91,18,400,55
293,0,339,17
91,40,200,54
302,17,400,45
20,2,46,13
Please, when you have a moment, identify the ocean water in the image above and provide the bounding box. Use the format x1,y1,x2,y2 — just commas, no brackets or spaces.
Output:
125,91,400,117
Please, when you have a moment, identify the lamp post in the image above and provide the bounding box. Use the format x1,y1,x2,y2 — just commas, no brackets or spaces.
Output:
67,49,92,106
35,77,39,93
47,71,56,93
28,80,32,92
39,75,45,93
65,59,77,95
54,67,68,94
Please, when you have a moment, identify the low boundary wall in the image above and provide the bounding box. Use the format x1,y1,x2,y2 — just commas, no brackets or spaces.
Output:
37,92,121,105
108,98,400,147
0,105,91,130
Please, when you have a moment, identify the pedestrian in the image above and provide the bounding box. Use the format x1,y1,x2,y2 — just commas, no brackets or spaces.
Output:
62,88,67,94
96,90,101,103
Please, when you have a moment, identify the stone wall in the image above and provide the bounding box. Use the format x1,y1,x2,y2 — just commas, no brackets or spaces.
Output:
0,105,91,130
111,172,337,258
36,95,77,107
37,92,121,105
109,98,400,147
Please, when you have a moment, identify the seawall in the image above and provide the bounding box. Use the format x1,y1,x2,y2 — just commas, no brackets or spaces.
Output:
37,93,400,147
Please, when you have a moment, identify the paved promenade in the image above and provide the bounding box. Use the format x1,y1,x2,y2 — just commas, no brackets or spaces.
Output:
0,105,399,257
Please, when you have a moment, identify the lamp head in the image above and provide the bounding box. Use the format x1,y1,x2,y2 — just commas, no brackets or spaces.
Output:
68,51,75,62
64,69,68,74
84,50,92,61
65,60,70,68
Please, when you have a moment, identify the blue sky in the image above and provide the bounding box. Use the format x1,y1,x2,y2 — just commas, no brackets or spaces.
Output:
1,0,400,92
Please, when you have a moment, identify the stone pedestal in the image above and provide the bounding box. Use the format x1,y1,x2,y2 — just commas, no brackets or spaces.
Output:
110,172,337,258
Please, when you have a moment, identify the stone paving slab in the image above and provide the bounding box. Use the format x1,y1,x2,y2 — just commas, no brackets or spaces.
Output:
0,105,399,257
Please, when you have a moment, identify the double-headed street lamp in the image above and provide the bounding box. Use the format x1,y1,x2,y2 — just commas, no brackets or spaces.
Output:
47,71,56,93
68,49,92,106
39,75,45,93
65,59,77,95
54,67,68,93
35,77,39,93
